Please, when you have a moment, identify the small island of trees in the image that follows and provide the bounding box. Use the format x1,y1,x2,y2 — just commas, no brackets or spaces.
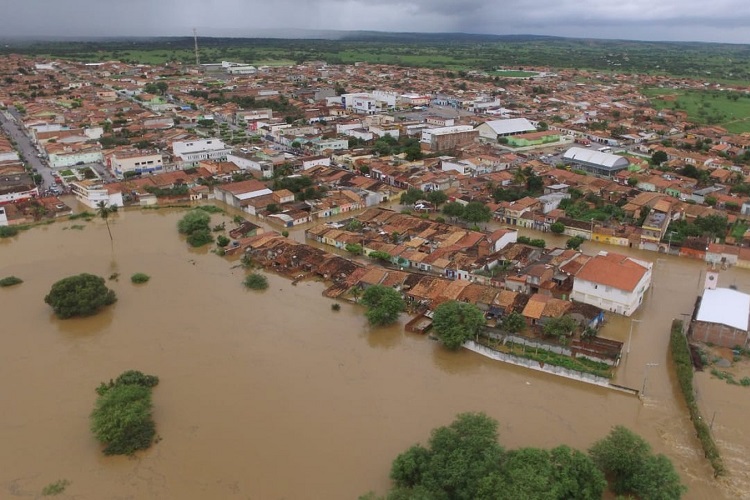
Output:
177,210,214,247
44,273,117,318
90,370,160,455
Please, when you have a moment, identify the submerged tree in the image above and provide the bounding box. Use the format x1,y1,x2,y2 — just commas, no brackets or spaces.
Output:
432,300,486,349
44,273,116,319
90,370,159,455
361,285,405,326
589,425,686,498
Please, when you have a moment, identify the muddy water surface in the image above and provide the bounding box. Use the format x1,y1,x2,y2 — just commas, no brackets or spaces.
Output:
0,209,747,499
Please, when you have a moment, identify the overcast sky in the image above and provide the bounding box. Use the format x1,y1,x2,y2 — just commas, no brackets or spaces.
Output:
5,0,750,44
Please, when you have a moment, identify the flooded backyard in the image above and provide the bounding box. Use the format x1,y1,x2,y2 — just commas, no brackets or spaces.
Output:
1,207,749,499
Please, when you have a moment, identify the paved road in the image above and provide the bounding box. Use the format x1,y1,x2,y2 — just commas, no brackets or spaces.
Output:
0,108,57,189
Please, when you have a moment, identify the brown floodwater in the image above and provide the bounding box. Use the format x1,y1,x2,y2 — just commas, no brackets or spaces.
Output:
0,207,748,499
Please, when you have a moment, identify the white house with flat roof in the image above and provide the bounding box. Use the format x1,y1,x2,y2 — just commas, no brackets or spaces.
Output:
172,138,231,167
70,180,123,209
109,150,164,178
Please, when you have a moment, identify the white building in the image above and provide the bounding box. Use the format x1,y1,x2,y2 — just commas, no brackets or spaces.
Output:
487,228,518,252
369,124,400,140
47,148,104,168
226,153,274,179
301,156,331,170
172,139,231,167
476,118,536,141
571,251,652,316
109,151,164,178
344,128,374,141
314,139,349,153
70,180,123,209
213,179,273,209
0,173,38,205
0,205,7,226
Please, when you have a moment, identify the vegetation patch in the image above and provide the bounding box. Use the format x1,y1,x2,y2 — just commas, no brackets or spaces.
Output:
0,276,23,287
243,272,269,290
361,285,405,326
0,225,19,238
90,370,159,455
130,273,151,284
41,479,70,496
644,87,750,134
44,273,117,319
482,337,613,378
367,412,684,499
69,224,86,230
489,69,539,77
177,209,214,247
670,320,725,476
69,211,94,220
432,300,485,350
194,204,225,214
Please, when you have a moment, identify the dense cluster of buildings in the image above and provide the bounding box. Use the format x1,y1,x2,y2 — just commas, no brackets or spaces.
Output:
0,52,749,317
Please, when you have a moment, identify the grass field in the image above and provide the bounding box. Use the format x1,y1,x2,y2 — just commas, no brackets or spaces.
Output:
12,36,750,82
643,87,750,133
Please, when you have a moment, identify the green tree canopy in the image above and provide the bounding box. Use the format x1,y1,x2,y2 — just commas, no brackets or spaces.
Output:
432,301,486,350
178,210,214,247
361,285,405,326
651,150,668,166
443,201,465,218
589,425,686,498
425,190,448,207
177,209,211,235
390,412,504,500
543,315,578,341
462,201,492,224
44,273,117,319
496,446,606,500
90,370,159,455
502,311,526,333
566,235,585,250
400,187,426,205
550,222,565,234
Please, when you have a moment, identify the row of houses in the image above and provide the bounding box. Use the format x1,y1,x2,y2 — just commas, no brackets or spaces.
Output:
306,208,653,316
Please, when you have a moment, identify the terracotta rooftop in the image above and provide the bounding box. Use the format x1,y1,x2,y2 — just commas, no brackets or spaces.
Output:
575,252,650,292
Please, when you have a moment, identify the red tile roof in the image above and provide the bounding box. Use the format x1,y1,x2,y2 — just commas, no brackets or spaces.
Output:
576,252,649,292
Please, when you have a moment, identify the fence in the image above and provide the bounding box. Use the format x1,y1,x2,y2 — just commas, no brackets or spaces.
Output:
463,340,638,395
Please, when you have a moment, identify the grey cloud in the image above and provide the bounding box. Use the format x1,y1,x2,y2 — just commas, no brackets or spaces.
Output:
4,0,750,43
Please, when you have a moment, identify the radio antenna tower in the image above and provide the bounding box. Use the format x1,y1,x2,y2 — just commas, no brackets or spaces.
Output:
193,27,200,66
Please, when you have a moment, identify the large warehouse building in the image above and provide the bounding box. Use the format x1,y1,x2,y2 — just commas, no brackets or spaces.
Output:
562,147,630,178
476,118,537,142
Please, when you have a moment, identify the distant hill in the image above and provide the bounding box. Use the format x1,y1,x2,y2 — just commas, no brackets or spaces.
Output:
2,30,750,81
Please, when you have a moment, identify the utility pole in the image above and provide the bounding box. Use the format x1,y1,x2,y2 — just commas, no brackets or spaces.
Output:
627,319,641,356
193,28,200,67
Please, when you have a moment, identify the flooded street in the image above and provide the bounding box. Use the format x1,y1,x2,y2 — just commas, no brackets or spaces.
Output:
1,208,748,498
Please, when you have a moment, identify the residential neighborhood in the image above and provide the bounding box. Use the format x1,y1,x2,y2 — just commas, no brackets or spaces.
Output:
4,19,750,500
2,50,750,364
